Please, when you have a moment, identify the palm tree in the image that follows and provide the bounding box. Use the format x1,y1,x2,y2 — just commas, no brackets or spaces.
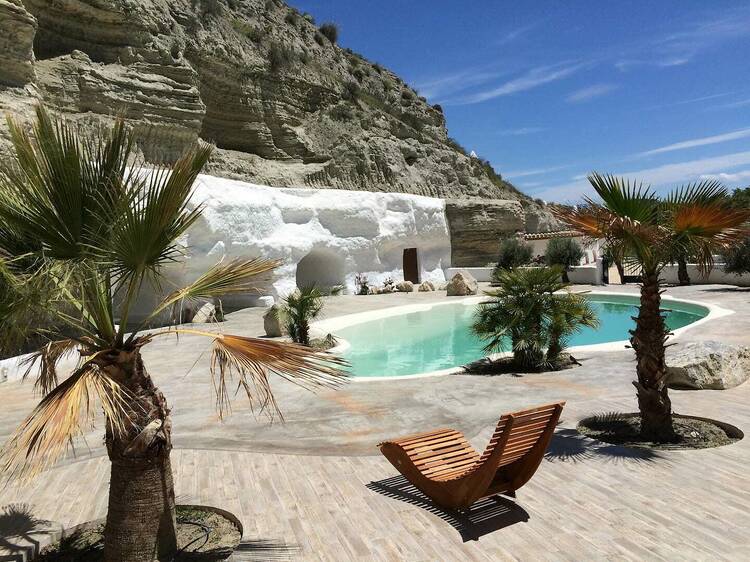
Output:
546,292,599,363
283,285,324,345
473,266,599,370
0,107,347,561
556,173,749,442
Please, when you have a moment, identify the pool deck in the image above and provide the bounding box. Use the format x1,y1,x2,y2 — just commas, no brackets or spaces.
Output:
1,283,750,560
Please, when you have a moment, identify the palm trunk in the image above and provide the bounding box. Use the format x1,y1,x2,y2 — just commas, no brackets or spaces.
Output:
99,350,177,562
547,329,563,366
630,271,676,442
677,256,690,286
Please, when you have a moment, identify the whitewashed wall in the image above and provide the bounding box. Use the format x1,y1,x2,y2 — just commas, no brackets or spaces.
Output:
660,264,750,286
125,175,452,320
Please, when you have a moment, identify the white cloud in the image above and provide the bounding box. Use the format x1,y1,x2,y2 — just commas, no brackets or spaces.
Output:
636,128,750,157
533,150,750,202
496,22,540,46
719,98,750,110
413,67,506,100
498,127,546,136
699,170,750,184
615,7,750,71
565,83,617,103
642,91,737,111
505,164,572,178
446,62,587,105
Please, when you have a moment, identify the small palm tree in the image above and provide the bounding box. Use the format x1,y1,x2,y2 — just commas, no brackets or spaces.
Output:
473,266,599,370
283,285,324,345
0,107,347,561
556,173,749,442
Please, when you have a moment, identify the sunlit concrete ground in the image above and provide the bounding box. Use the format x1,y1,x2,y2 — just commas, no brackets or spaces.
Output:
1,283,749,560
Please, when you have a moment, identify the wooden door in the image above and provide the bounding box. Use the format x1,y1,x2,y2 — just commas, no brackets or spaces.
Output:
403,248,419,284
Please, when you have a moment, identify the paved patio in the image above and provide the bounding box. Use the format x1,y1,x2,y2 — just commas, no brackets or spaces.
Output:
1,284,749,560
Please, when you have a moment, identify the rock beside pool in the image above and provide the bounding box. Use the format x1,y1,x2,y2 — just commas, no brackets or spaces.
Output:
418,281,435,292
446,271,478,296
263,305,285,337
192,302,218,323
666,341,750,390
396,281,414,292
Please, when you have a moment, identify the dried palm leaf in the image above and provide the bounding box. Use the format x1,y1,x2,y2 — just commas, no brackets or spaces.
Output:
21,339,80,396
1,361,133,482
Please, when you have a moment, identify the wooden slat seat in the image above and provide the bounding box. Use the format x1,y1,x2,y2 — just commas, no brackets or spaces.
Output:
378,402,564,510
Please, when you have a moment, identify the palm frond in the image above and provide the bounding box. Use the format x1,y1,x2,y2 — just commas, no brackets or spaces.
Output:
134,257,280,334
1,361,133,482
587,172,659,223
21,339,80,396
209,334,348,420
106,143,213,283
664,180,728,207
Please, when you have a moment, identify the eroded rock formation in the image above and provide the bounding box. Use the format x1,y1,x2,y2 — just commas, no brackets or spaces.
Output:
0,0,36,86
0,0,560,261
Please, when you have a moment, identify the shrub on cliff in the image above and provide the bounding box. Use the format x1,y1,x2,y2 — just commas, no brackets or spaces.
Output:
269,42,295,72
319,22,339,44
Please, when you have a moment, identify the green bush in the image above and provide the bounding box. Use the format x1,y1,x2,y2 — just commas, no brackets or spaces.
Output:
494,237,533,273
268,42,295,72
282,286,324,346
545,238,584,282
473,266,598,369
313,31,325,46
284,11,299,26
329,103,354,121
318,22,339,44
723,237,750,275
342,80,360,101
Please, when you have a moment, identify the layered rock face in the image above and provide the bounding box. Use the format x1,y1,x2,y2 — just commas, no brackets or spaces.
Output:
446,199,527,266
0,0,36,86
0,0,535,201
0,0,560,272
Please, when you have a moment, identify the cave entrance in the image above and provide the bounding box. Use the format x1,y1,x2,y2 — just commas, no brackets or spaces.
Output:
403,248,420,284
295,249,346,293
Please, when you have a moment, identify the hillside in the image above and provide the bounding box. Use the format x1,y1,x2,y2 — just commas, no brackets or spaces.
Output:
0,0,556,224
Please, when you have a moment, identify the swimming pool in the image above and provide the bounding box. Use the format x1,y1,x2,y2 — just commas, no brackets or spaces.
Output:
325,294,711,378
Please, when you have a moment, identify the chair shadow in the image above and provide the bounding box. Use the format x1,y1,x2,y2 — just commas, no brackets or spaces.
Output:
231,539,301,561
366,476,529,542
545,428,663,465
0,504,58,562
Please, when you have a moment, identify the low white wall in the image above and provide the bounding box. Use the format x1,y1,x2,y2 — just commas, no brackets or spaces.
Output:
568,261,604,285
444,267,494,282
660,264,750,286
444,261,604,285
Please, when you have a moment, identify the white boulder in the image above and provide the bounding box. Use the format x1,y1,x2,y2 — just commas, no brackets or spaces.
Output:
446,271,478,296
396,281,414,292
666,341,750,390
418,281,435,292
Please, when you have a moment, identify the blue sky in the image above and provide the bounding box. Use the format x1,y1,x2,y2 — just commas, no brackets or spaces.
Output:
288,1,750,202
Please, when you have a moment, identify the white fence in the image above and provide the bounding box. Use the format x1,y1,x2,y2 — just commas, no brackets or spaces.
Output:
660,264,750,286
444,260,605,286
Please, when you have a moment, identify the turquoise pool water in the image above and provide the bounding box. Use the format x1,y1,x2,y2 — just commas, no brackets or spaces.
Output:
336,294,708,378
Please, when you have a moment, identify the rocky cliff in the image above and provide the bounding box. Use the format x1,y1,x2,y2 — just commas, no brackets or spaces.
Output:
0,0,558,237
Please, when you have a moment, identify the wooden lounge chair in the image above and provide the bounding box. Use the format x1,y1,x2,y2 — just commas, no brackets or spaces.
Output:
378,402,564,510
